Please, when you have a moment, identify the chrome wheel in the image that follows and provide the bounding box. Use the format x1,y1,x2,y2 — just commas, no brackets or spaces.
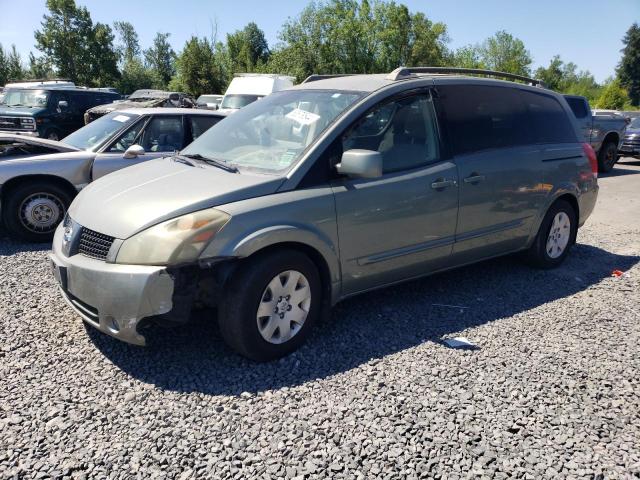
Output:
546,211,571,259
19,193,64,234
256,270,311,345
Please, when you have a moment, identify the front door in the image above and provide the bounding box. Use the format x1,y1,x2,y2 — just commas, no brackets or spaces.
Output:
331,91,459,295
92,115,185,180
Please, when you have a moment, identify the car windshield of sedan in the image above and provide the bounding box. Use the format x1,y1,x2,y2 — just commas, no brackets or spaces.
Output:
182,89,364,173
62,111,140,151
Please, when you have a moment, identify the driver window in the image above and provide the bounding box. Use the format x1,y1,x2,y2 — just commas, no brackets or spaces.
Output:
342,93,440,173
140,116,184,152
107,120,145,153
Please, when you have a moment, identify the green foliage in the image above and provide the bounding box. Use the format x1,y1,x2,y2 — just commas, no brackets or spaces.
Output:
226,22,270,73
0,43,26,85
144,33,176,88
595,79,630,110
265,0,449,81
117,58,157,94
451,45,485,69
534,55,601,102
170,36,226,97
34,0,119,86
478,30,532,76
114,21,140,65
617,23,640,106
27,52,55,79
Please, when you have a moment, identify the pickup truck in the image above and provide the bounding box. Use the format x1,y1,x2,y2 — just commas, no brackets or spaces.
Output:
563,95,628,172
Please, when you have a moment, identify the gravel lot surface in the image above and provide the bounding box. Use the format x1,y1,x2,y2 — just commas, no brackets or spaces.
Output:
1,159,639,479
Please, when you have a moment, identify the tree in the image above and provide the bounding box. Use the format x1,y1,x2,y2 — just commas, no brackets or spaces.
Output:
478,30,532,76
6,44,25,81
534,55,601,102
617,23,640,106
266,0,449,81
170,36,226,96
595,79,630,110
28,52,55,79
114,21,140,64
226,22,270,73
144,32,176,88
118,58,156,94
34,0,119,86
452,45,485,69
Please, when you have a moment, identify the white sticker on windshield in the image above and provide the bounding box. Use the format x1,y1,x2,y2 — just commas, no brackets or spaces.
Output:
286,108,320,126
112,115,131,123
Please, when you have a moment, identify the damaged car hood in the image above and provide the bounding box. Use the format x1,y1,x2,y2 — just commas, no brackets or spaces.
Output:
0,133,81,156
87,98,166,115
69,157,284,239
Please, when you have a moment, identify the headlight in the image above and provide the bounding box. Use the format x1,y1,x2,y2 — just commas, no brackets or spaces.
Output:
115,208,230,265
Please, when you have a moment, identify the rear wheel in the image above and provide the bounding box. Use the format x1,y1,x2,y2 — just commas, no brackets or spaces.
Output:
598,141,618,173
2,181,73,242
218,249,321,362
525,199,577,269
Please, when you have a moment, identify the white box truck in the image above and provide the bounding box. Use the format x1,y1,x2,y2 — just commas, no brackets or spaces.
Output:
218,74,295,113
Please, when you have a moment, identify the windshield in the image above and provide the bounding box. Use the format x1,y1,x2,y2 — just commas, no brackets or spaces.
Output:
182,89,364,173
63,111,140,151
0,89,49,108
198,95,220,104
221,94,263,110
629,117,640,129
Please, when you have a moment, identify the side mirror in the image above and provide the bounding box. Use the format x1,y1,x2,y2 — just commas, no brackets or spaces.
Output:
336,149,383,179
57,100,68,110
123,144,145,159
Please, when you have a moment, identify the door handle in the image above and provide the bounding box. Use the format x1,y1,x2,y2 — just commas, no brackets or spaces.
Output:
463,174,486,184
431,179,457,190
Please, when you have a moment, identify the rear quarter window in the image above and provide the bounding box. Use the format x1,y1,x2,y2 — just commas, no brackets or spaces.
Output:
438,84,529,156
520,91,577,144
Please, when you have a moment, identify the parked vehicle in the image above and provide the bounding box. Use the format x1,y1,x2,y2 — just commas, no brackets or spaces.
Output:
50,67,598,361
620,116,640,157
0,84,119,140
84,90,195,123
196,94,223,110
563,95,627,172
218,74,295,113
1,108,226,240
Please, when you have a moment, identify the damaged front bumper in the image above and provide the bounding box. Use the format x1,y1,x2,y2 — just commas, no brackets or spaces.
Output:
50,225,175,345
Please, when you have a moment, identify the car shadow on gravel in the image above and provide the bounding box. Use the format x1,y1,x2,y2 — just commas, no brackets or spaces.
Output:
0,233,51,255
88,243,639,396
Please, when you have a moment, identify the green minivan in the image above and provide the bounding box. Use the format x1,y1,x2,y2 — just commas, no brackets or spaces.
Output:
50,67,599,361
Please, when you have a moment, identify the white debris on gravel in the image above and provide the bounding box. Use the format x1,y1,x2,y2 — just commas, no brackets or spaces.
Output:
442,337,477,349
1,222,639,479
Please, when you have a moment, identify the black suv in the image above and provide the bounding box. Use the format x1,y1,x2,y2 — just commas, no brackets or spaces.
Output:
0,86,119,140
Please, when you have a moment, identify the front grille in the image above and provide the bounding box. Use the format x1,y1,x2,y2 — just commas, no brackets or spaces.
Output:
78,227,115,260
0,116,22,130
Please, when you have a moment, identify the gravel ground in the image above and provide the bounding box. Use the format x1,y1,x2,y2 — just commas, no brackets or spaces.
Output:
1,168,640,479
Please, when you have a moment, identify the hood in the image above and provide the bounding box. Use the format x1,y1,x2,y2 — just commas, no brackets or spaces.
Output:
0,105,46,117
69,157,284,239
0,133,80,154
87,98,165,114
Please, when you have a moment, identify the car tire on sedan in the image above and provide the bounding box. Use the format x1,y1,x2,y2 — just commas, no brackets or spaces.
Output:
2,181,72,242
218,249,322,362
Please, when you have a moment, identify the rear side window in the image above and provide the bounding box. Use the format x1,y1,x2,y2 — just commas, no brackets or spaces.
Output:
438,85,528,156
189,115,222,141
520,91,577,144
564,97,589,119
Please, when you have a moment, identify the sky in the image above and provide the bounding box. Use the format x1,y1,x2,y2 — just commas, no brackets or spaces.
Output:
0,0,638,82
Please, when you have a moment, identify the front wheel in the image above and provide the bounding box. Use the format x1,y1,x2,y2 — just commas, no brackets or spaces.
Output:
2,181,73,242
598,141,618,173
218,249,322,362
524,199,577,269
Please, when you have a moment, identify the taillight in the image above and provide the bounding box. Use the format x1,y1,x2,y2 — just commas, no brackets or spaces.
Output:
582,143,598,178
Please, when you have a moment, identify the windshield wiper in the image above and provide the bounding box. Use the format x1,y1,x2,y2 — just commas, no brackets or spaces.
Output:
180,153,239,173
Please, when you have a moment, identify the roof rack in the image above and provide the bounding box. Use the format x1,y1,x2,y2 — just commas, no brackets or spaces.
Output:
301,74,357,84
386,67,546,88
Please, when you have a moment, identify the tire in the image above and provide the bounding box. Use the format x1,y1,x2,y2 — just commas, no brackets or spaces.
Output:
218,249,322,362
44,130,61,141
598,141,618,173
2,181,73,242
524,199,577,269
